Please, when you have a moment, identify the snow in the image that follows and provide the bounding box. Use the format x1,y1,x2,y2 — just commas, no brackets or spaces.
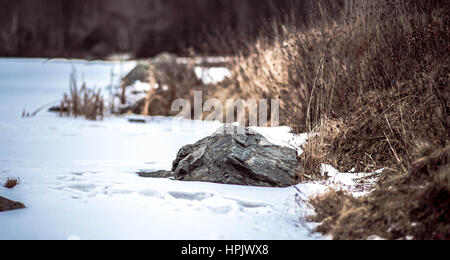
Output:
249,126,308,155
177,56,233,66
320,164,382,196
129,80,153,93
194,67,231,85
0,58,328,240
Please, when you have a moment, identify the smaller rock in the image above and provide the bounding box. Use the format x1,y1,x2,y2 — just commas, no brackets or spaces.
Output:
128,118,147,124
123,62,150,87
0,196,26,212
137,170,174,179
48,105,68,113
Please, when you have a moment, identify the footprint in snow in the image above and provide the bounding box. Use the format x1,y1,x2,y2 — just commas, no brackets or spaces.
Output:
68,183,97,193
167,191,215,201
166,190,273,213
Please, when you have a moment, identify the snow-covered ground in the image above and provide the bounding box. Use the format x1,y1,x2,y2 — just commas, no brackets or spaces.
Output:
194,67,231,84
0,58,338,240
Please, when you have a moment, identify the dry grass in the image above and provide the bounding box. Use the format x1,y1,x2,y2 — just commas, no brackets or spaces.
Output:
307,189,361,235
308,144,450,240
142,55,202,117
59,71,104,120
228,0,449,179
301,83,449,179
233,0,448,128
298,118,344,180
4,177,20,189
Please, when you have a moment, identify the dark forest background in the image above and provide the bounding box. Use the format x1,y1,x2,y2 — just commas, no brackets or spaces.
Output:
0,0,318,59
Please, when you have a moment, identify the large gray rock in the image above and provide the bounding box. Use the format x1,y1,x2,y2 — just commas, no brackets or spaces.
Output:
0,196,25,212
166,125,301,187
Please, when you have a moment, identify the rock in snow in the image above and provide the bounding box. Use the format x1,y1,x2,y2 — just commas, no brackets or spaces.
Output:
0,196,25,212
144,125,301,187
137,170,174,178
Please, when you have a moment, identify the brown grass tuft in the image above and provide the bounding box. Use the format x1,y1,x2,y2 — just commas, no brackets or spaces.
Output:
4,177,20,189
300,83,449,179
59,70,104,120
298,118,345,180
307,189,361,235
